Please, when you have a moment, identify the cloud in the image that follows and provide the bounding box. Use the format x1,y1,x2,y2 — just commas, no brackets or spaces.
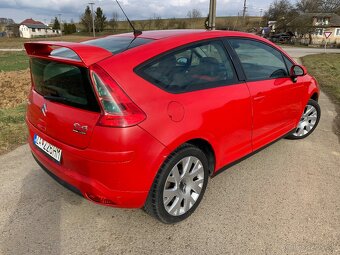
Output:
0,0,272,23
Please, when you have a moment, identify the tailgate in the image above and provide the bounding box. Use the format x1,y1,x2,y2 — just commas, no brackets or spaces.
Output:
25,41,112,149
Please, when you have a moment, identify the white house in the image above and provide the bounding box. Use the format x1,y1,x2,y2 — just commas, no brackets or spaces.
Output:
19,18,60,38
288,13,340,45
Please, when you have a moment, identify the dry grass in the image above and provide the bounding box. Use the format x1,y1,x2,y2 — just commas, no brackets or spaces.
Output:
0,104,27,154
0,69,31,154
0,69,31,108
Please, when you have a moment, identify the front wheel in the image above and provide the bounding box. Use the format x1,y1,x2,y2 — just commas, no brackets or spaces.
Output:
286,99,321,139
144,144,209,224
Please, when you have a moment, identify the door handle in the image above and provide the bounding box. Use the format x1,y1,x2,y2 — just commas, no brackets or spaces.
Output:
254,94,265,101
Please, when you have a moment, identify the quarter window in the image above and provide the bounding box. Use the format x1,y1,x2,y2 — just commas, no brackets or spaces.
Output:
229,39,289,81
136,41,237,93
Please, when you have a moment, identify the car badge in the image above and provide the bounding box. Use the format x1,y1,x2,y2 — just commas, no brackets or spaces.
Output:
41,103,47,116
73,123,88,135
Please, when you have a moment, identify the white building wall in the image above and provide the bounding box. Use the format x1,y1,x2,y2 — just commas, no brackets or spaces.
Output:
19,25,60,38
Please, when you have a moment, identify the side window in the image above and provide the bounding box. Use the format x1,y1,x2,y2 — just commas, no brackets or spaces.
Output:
136,41,237,93
283,55,294,73
229,39,289,81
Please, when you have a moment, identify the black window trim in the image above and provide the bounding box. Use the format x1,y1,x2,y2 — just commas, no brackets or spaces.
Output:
134,38,244,94
225,37,295,83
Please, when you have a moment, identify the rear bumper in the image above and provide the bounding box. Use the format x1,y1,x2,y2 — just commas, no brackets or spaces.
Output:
27,119,169,208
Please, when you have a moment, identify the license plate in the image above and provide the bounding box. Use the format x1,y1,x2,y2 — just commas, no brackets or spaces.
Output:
34,134,62,163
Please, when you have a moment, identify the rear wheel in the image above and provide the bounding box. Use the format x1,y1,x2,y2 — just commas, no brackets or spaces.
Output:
286,99,320,139
144,144,209,224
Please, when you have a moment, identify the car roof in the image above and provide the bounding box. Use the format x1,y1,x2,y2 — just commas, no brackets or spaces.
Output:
107,29,256,40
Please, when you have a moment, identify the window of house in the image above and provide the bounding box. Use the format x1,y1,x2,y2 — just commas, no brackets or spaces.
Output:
316,17,330,25
336,28,340,36
136,40,237,93
229,39,289,81
32,28,36,32
315,28,324,36
37,28,41,32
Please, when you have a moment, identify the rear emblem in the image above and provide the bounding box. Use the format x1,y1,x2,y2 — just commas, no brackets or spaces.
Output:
41,103,47,116
73,123,88,135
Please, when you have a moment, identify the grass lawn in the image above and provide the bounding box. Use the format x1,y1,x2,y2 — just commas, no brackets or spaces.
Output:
0,51,29,71
302,54,340,105
0,34,93,49
0,104,27,154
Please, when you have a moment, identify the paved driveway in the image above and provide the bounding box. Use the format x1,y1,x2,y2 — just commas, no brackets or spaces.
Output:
281,46,340,58
0,48,339,255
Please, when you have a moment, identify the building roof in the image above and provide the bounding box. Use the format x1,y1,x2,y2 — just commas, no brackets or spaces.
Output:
20,18,47,29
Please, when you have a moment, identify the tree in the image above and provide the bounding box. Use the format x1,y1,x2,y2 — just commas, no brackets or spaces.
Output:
108,11,119,31
263,0,297,31
80,6,92,33
320,0,340,14
95,7,107,32
187,8,202,28
52,17,60,30
296,0,322,13
153,15,164,30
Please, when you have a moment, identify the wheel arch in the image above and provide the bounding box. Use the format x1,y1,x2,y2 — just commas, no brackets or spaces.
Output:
185,138,216,176
311,92,319,102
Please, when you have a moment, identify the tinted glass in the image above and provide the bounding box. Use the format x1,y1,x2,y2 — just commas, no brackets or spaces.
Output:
138,41,237,93
83,36,154,54
50,37,154,60
229,39,289,80
31,58,99,111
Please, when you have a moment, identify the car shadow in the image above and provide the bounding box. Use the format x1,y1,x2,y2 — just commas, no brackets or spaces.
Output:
1,167,82,255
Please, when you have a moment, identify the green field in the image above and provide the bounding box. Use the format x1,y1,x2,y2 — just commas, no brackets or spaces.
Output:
302,54,340,104
0,51,28,71
0,35,93,49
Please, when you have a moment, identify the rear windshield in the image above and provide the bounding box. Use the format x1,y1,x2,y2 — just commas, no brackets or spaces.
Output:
31,58,100,112
50,37,154,60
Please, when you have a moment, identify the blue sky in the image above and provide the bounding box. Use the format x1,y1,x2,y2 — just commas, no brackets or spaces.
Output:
0,0,273,24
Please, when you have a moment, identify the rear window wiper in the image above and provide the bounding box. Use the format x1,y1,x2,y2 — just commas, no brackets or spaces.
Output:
44,95,70,103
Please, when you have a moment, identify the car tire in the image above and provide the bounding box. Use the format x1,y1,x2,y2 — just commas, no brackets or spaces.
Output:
144,144,209,224
286,99,321,140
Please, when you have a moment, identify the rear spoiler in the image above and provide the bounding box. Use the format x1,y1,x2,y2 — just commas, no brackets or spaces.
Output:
24,41,112,67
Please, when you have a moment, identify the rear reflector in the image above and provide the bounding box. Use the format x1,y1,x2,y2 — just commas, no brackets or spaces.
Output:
86,193,115,205
90,65,146,128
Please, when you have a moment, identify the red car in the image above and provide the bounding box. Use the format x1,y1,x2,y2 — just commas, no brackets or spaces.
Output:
25,30,320,223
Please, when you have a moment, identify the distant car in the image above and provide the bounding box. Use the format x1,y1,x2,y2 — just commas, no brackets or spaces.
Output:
25,30,320,223
270,33,292,44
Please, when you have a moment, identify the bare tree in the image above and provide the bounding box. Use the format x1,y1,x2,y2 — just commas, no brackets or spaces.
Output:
187,8,202,28
153,15,164,30
263,0,297,31
109,11,119,31
296,0,322,13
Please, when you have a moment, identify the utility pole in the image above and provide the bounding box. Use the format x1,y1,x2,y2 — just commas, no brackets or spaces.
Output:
242,0,247,21
208,0,216,30
89,2,95,37
58,13,62,37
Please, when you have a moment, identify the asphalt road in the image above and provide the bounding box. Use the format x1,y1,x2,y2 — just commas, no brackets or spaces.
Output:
0,48,339,255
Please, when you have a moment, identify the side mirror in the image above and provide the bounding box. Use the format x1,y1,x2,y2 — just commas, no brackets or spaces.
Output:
176,57,189,66
290,65,307,82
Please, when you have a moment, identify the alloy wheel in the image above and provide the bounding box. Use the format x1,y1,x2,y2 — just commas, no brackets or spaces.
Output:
293,104,318,137
163,156,205,216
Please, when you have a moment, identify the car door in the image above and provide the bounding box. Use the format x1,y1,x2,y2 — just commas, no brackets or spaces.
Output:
136,40,252,169
227,38,305,151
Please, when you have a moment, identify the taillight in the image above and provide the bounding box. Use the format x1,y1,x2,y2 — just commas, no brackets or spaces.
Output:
90,65,146,128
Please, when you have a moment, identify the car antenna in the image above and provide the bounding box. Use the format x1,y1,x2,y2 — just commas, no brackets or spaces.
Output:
115,0,142,37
